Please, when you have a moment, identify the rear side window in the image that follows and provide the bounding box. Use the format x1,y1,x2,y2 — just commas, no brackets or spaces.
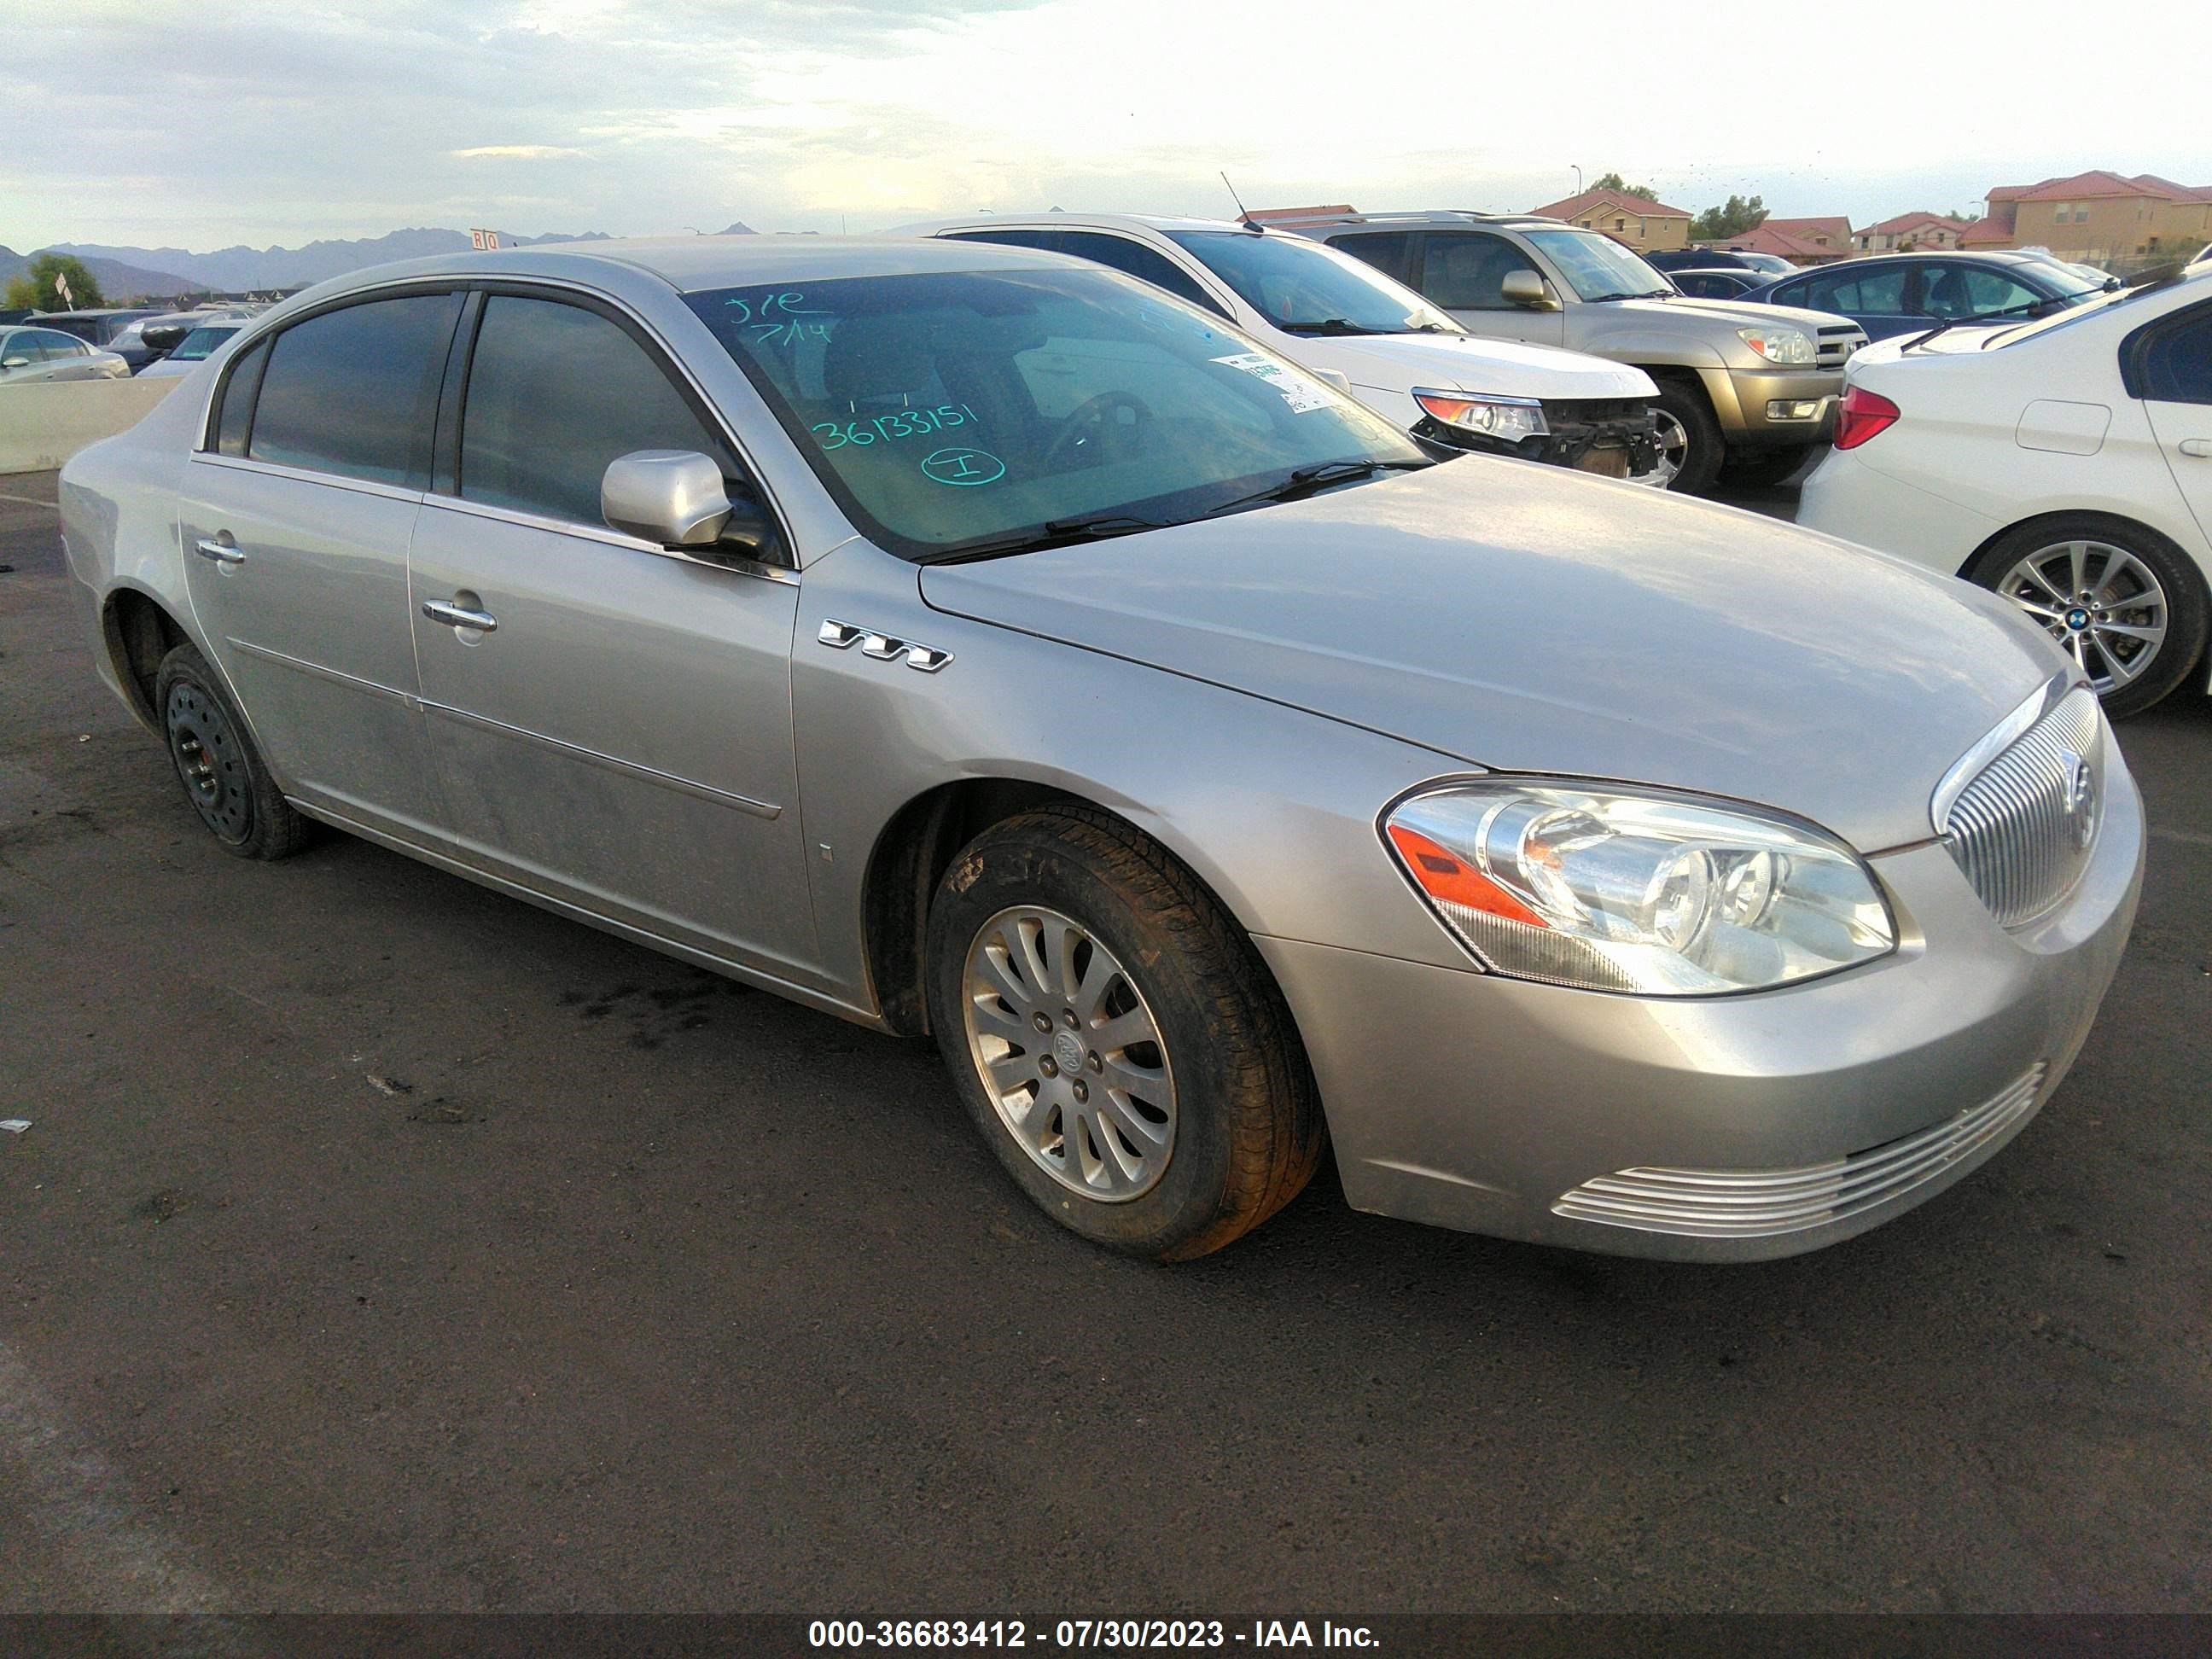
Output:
2133,306,2212,405
1805,267,1908,313
248,293,462,487
1051,233,1225,315
1327,232,1413,285
458,294,731,527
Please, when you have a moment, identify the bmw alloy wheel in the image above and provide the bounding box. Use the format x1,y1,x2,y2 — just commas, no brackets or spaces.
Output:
959,905,1177,1201
1997,538,2168,696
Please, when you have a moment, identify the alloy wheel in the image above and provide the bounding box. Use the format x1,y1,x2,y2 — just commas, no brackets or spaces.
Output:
1996,538,2168,697
960,905,1177,1202
1648,410,1688,489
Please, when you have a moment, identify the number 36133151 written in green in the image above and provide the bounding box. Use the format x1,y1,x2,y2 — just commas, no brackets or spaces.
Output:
812,405,982,450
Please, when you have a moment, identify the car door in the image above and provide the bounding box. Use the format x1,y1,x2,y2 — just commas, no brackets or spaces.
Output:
406,288,818,980
178,289,462,846
1412,230,1566,346
2131,298,2212,554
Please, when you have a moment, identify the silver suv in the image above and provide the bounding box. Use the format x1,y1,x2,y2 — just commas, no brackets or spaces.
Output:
1276,211,1869,493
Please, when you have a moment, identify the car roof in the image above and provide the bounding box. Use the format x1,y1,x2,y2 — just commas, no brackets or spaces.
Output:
908,212,1260,236
294,234,1101,303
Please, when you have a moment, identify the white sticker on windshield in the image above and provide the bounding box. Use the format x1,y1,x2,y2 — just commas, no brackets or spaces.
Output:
1211,352,1332,413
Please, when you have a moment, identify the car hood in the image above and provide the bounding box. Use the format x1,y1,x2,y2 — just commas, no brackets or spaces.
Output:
1313,331,1655,401
1604,294,1856,335
919,460,2059,852
1848,325,2013,370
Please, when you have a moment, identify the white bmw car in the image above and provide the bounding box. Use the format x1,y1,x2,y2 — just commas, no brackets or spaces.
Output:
1801,265,2212,716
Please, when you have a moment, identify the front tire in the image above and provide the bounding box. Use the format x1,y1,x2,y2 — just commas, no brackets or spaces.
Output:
924,805,1325,1260
1650,381,1725,495
1965,515,2209,719
154,642,310,859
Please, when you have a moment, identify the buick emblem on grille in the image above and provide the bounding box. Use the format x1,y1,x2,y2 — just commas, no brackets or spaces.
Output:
2058,748,2097,851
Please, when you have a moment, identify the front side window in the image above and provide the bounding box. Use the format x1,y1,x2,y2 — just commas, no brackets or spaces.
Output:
1164,231,1458,336
459,294,731,526
1518,229,1671,301
1920,265,2040,318
1049,233,1224,314
248,293,462,487
684,269,1423,562
25,329,90,358
1420,232,1544,311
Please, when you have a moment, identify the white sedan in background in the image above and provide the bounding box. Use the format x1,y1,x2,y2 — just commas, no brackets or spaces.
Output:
1802,265,2212,715
0,325,131,385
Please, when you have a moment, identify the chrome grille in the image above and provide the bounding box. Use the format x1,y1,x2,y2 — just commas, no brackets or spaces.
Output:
1815,325,1865,369
1937,685,2104,928
1552,1064,2047,1238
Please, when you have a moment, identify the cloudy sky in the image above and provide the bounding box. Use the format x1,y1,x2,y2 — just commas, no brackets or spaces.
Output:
8,0,2210,251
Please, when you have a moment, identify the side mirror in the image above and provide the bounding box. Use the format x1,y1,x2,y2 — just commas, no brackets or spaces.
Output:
0,357,29,370
1500,270,1559,311
602,449,735,547
141,323,191,353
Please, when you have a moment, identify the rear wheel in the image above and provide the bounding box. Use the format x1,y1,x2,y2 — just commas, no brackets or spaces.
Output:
154,643,310,859
924,805,1325,1260
1965,515,2209,718
1649,382,1724,494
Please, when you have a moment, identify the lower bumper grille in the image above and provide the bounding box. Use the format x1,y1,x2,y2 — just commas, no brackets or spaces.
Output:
1551,1063,2047,1238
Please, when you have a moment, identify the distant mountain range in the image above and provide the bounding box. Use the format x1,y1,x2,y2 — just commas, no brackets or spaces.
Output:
10,227,627,300
2,243,204,302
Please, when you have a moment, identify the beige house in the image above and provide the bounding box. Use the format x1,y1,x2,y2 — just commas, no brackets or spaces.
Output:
1854,212,1973,253
1528,187,1691,253
1965,171,2212,261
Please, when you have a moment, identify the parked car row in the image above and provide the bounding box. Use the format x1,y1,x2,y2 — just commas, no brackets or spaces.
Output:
56,231,2146,1269
9,305,270,379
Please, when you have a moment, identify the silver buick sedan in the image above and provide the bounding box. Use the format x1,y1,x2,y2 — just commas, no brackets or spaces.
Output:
58,237,2144,1262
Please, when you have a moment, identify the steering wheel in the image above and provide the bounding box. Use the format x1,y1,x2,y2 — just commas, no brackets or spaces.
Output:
1044,390,1155,469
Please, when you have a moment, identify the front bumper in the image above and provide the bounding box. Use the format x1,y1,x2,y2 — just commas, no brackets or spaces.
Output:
1708,367,1845,443
1257,751,2144,1261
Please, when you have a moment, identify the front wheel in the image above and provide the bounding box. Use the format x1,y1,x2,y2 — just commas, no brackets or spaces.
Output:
924,806,1325,1260
1649,383,1724,495
1965,515,2209,719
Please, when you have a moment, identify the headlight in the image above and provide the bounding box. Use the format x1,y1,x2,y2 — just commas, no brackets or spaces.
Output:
1413,388,1548,444
1382,781,1895,995
1737,325,1815,366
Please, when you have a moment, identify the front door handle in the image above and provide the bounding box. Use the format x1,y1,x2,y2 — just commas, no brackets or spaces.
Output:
422,598,498,633
193,535,245,565
2179,439,2212,458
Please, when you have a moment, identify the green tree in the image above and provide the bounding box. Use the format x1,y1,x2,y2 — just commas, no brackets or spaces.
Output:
1690,195,1768,242
1592,171,1657,201
3,252,106,311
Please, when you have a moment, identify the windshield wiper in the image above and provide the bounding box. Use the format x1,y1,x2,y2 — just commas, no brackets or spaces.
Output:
1277,317,1371,336
1201,458,1429,519
911,513,1171,565
1900,317,1957,353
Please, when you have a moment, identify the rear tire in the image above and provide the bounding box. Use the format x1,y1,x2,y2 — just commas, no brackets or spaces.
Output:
1964,515,2209,719
1650,381,1725,495
924,805,1325,1261
154,642,310,859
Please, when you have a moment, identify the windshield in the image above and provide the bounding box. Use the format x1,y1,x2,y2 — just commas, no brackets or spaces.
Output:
1521,230,1672,301
173,325,239,361
686,269,1425,561
1163,231,1459,336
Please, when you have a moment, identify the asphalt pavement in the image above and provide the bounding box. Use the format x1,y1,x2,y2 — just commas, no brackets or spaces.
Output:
3,466,2209,1616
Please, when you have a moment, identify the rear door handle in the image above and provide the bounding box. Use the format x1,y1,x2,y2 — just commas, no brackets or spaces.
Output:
193,535,245,565
422,598,498,633
2179,439,2212,458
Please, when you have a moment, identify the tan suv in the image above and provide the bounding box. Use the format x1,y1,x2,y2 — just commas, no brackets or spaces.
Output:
1276,211,1867,493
